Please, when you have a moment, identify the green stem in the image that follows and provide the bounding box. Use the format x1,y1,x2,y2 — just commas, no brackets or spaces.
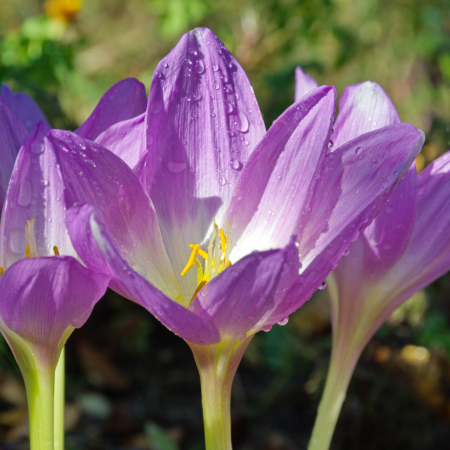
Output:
24,358,55,450
308,341,362,450
188,337,253,450
54,347,65,450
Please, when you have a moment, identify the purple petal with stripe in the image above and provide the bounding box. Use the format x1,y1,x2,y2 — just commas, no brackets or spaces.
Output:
225,85,336,260
1,84,49,133
46,130,183,303
0,123,77,271
75,78,147,141
143,28,266,292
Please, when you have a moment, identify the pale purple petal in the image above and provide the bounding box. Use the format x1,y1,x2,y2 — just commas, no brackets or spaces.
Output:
0,97,28,211
68,203,220,345
268,124,424,322
46,130,183,302
294,66,319,101
94,112,146,171
362,163,418,273
225,85,336,260
332,81,400,149
385,151,450,306
190,238,300,340
143,28,266,290
0,123,77,270
1,84,49,133
75,79,147,141
0,256,109,361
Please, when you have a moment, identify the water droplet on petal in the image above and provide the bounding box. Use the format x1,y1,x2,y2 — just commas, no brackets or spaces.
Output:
262,324,273,332
8,228,26,254
162,62,169,68
231,159,242,170
167,161,187,173
318,281,327,290
149,100,163,114
277,317,289,326
234,110,249,132
195,60,205,74
213,64,219,72
218,176,227,186
355,147,363,155
17,180,32,207
328,140,334,149
131,263,147,277
225,101,234,114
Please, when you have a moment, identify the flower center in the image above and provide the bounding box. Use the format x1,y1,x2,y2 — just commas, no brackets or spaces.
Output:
0,219,60,276
181,220,232,305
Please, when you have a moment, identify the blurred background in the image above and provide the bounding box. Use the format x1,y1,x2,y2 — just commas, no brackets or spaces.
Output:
1,0,450,449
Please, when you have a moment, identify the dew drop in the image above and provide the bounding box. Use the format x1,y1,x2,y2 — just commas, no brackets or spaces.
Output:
355,147,363,155
213,64,219,72
231,159,242,170
131,263,147,277
162,62,169,68
328,140,334,149
278,317,289,326
218,176,227,186
167,161,187,173
40,178,49,187
17,180,32,207
8,228,26,254
150,100,163,115
195,60,205,74
234,111,249,132
318,281,327,290
343,248,350,256
225,101,234,114
262,324,273,332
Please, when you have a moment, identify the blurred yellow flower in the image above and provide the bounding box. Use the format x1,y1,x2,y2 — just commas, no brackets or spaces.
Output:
44,0,82,23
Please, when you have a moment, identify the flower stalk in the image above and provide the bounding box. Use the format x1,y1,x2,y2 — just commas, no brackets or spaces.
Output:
54,347,65,450
188,337,253,450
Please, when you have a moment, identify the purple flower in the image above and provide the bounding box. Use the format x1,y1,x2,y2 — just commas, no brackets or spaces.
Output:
294,72,448,450
46,30,423,450
46,29,424,348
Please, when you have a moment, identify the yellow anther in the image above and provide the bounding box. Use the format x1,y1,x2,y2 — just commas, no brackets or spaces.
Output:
26,243,30,258
225,260,232,268
53,246,60,256
188,278,209,308
0,267,5,275
219,228,227,251
181,244,200,277
189,244,208,260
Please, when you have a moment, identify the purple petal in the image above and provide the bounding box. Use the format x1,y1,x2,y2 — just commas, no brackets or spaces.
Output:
46,130,183,302
332,81,400,149
0,123,77,270
75,79,147,141
0,97,28,212
0,256,109,362
270,124,424,321
386,151,450,306
294,66,319,101
1,84,49,133
94,113,146,171
67,203,220,345
143,28,266,281
225,85,336,260
190,238,300,340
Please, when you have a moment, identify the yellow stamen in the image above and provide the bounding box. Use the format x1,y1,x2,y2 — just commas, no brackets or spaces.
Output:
26,243,30,258
188,278,209,307
53,246,60,256
24,219,38,258
219,228,226,252
0,267,5,275
189,244,208,260
181,244,200,277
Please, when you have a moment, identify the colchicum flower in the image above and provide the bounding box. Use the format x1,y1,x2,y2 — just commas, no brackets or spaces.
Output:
46,29,423,450
0,80,147,450
293,74,445,450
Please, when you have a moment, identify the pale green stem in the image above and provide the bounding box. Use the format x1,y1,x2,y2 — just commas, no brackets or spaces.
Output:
308,340,362,450
188,337,253,450
54,347,65,450
24,358,55,450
